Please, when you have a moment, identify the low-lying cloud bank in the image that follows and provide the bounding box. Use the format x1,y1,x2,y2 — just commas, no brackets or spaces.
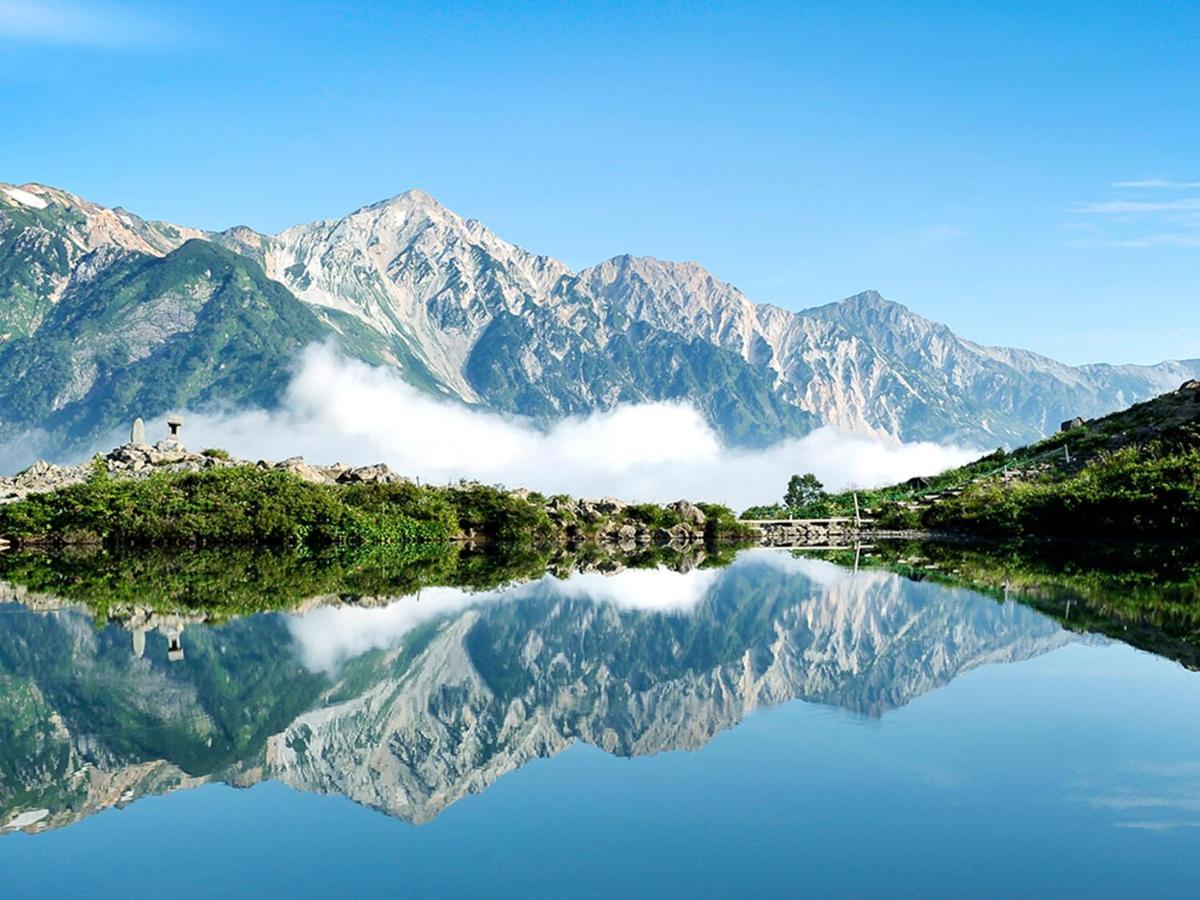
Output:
180,345,977,509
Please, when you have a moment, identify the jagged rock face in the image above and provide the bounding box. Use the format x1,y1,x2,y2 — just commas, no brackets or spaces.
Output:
263,190,574,400
580,265,1200,444
0,597,327,832
0,553,1073,834
257,195,809,442
792,293,1200,443
3,182,1197,455
0,238,330,457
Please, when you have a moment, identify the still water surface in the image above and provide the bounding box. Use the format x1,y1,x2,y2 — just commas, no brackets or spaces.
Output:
1,549,1197,897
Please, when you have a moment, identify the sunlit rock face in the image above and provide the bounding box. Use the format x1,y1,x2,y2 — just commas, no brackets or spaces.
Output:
0,551,1074,833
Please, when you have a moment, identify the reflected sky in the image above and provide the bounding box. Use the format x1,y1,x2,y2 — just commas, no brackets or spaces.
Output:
0,549,1196,896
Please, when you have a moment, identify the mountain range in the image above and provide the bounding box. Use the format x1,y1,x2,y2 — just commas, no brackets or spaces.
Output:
2,180,1196,463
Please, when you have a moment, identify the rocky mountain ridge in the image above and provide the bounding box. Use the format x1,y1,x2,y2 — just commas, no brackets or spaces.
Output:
2,180,1196,459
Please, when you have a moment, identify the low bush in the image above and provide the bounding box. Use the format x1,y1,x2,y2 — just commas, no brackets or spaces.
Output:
0,466,551,550
922,445,1200,538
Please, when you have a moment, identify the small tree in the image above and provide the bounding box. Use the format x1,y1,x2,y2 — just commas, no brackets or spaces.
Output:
784,473,825,510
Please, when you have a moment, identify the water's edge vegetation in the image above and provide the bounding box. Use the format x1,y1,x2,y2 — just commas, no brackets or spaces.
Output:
0,463,755,551
2,532,1198,675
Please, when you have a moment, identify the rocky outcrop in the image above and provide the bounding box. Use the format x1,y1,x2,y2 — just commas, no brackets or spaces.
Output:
0,441,414,506
542,494,711,546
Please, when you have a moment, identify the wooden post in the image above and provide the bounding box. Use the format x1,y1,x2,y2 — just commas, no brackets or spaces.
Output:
853,492,861,530
1064,444,1071,465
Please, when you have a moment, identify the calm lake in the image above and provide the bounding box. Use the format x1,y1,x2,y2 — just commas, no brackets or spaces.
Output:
1,546,1198,897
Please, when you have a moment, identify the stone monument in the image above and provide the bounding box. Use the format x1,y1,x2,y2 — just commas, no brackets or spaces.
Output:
157,414,185,450
130,417,146,445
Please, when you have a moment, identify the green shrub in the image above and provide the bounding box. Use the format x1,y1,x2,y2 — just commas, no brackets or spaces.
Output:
0,466,506,550
922,445,1200,538
0,466,763,552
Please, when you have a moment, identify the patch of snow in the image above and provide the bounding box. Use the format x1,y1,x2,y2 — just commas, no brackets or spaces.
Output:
3,187,49,209
5,808,49,829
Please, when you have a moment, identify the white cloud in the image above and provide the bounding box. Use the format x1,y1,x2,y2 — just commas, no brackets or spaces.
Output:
1113,820,1200,832
545,566,722,613
738,547,859,588
182,344,978,510
1067,233,1200,249
1112,179,1200,190
1072,199,1200,214
285,584,506,674
0,1,171,46
286,566,724,673
1069,180,1200,249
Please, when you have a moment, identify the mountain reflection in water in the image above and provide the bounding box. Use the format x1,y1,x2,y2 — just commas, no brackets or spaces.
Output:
0,549,1080,835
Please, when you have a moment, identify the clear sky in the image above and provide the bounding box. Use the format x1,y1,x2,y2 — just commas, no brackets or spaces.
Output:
1,0,1196,365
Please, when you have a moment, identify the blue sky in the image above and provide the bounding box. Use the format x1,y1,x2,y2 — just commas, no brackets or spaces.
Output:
1,0,1196,365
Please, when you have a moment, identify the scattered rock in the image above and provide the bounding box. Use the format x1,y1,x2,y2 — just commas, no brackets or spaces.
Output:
657,523,696,542
0,440,736,551
336,463,406,485
278,458,335,485
1060,416,1086,432
668,499,706,527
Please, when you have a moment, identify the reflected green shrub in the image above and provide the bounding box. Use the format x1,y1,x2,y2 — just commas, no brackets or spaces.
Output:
803,538,1200,668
